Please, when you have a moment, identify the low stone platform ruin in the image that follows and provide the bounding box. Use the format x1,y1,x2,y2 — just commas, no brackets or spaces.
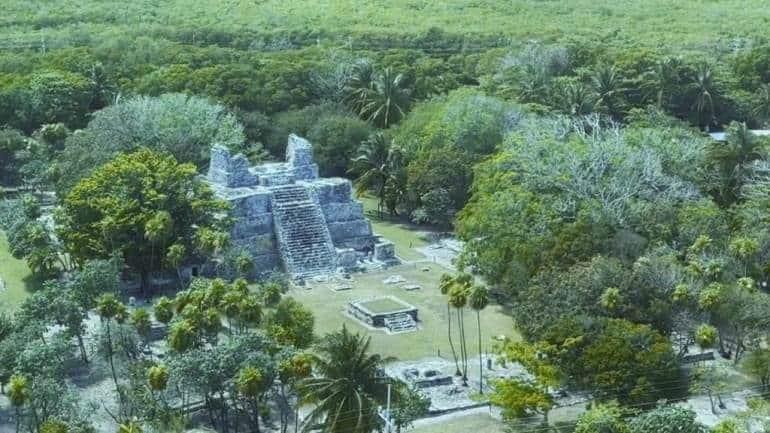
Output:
348,296,418,333
207,134,397,279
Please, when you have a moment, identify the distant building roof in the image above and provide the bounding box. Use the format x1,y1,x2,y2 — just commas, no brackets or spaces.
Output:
709,130,770,141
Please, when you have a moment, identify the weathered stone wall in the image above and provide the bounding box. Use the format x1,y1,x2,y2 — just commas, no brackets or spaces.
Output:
286,134,319,180
207,134,389,276
310,178,374,250
208,145,258,187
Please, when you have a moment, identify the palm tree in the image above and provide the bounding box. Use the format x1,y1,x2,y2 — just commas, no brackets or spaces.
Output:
642,57,682,109
298,327,388,433
348,64,410,128
468,285,489,394
8,374,27,433
591,64,626,118
439,274,462,377
448,284,470,386
752,83,770,126
690,63,717,129
706,121,766,207
144,210,172,291
350,133,391,216
557,81,597,116
97,293,127,400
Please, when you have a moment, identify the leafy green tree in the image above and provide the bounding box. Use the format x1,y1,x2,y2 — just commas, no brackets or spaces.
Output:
147,364,169,393
490,379,552,423
298,327,387,433
235,366,267,433
131,309,152,345
55,93,246,192
742,348,770,391
267,297,315,349
0,128,27,186
29,70,92,128
574,403,629,433
9,374,28,433
153,297,174,325
57,148,228,291
629,406,705,433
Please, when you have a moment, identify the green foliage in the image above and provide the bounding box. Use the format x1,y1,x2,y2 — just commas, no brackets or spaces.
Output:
297,326,386,433
490,378,552,420
55,93,245,192
267,297,315,349
574,403,629,433
629,406,705,433
147,364,169,392
57,148,228,288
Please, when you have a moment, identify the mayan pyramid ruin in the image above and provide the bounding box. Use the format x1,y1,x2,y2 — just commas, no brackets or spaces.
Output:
206,134,396,279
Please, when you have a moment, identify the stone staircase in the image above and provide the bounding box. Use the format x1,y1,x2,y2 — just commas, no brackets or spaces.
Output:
384,313,417,333
270,184,336,278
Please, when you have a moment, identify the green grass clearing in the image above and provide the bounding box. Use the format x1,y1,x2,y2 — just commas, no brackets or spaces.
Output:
298,262,519,361
359,195,434,261
0,231,34,311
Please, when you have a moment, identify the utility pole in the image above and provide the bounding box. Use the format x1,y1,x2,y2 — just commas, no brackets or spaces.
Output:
379,382,395,433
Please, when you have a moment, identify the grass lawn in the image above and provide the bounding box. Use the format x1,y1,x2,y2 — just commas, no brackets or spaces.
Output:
0,231,34,311
358,297,411,314
297,262,519,361
359,195,434,261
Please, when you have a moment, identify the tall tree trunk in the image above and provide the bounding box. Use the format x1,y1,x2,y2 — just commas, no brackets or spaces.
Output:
458,308,468,385
76,332,89,363
446,304,460,376
477,310,483,394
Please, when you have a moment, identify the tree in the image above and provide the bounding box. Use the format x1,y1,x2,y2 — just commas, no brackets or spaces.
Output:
574,403,629,433
705,122,766,207
57,148,228,292
29,70,92,128
489,379,552,424
641,57,683,110
153,297,174,325
742,348,770,391
55,93,246,192
298,327,387,433
267,297,315,349
97,293,127,397
350,132,394,216
448,283,469,385
235,366,267,433
629,406,705,433
591,64,626,119
468,285,489,394
0,128,27,186
690,63,717,129
347,63,411,128
438,273,462,378
9,374,28,433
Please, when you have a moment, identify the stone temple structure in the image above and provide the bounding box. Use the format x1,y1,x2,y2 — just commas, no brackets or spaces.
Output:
206,134,396,278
